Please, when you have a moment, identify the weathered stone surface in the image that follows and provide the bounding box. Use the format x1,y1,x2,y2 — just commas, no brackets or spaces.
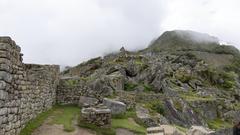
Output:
81,105,111,127
0,90,8,100
136,105,158,127
79,96,99,107
160,125,185,135
103,98,126,115
186,126,215,135
0,71,12,83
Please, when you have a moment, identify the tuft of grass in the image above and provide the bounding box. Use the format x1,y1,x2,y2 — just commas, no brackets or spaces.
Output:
145,100,165,116
124,82,138,91
20,107,56,135
207,118,233,130
112,118,146,134
174,125,188,133
51,105,80,132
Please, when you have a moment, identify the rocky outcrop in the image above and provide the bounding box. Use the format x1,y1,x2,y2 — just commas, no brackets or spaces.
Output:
136,105,158,127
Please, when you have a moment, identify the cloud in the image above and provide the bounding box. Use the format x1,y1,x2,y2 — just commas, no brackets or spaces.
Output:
0,0,239,66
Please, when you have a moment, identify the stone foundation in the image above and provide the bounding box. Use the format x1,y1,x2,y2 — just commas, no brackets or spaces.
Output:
81,105,111,127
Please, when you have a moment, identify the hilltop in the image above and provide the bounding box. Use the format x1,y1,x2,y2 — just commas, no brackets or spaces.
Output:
60,30,240,134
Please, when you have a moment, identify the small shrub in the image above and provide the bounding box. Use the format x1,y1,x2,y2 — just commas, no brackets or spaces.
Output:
145,101,165,115
173,100,183,112
124,82,138,91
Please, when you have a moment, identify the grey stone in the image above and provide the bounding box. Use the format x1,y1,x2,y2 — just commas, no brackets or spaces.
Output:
0,90,8,100
0,81,6,90
0,71,12,83
187,126,215,135
103,98,126,115
79,96,99,107
136,105,158,127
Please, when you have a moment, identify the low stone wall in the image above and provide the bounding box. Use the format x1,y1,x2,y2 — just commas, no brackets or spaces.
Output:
56,77,90,105
81,105,111,127
0,37,60,135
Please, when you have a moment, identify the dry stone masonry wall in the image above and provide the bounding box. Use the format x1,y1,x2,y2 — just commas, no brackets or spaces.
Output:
0,37,60,135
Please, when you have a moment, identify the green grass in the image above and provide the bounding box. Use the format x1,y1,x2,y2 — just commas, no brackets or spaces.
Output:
50,105,80,132
20,105,80,135
79,109,146,135
207,118,233,130
78,121,115,135
144,100,165,115
20,107,56,135
112,118,146,134
174,125,188,133
179,91,214,102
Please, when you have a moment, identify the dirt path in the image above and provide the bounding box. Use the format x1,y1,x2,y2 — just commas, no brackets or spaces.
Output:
32,117,96,135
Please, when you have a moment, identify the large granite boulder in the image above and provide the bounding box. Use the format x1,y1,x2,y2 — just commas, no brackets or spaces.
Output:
103,98,126,115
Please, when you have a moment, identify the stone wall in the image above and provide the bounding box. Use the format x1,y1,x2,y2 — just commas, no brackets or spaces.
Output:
56,77,91,105
0,37,60,135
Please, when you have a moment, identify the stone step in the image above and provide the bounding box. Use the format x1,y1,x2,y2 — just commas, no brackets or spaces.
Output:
147,126,165,135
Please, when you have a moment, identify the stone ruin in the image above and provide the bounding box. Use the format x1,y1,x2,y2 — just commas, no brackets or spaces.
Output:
81,104,111,127
0,37,59,135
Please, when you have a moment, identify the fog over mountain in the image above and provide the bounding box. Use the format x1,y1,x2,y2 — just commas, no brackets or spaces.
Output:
0,0,239,66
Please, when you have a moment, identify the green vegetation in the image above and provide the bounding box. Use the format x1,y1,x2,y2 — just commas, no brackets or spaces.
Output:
78,122,115,135
174,125,188,133
124,82,138,91
79,109,146,135
143,84,154,92
172,100,183,111
145,100,165,115
50,105,80,132
175,68,193,83
207,118,232,130
64,79,79,87
200,67,238,90
20,107,56,135
179,91,213,102
20,105,80,135
112,118,146,134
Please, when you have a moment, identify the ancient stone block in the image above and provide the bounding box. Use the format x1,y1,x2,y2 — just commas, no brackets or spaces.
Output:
103,98,126,115
81,105,111,127
0,90,8,100
0,71,12,83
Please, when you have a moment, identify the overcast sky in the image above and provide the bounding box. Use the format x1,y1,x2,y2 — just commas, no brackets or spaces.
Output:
0,0,240,66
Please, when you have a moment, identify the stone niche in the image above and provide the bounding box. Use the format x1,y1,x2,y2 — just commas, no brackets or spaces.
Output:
81,104,111,127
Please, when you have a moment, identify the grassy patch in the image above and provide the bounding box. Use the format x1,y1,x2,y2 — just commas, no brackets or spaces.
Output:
20,107,56,135
20,105,80,135
112,118,146,134
207,118,233,130
79,109,146,135
179,91,214,102
174,125,188,133
78,121,115,135
173,100,183,111
124,82,138,91
50,105,80,132
144,100,165,116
